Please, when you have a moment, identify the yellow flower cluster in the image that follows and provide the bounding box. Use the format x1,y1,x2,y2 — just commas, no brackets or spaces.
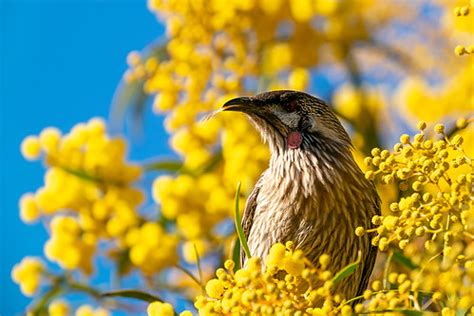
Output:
17,119,151,274
395,2,473,123
333,84,384,125
47,300,109,316
11,257,44,297
453,1,474,56
360,248,473,314
395,68,473,123
44,216,96,273
361,120,473,252
408,242,474,313
139,0,402,128
454,44,474,56
193,242,353,316
125,222,179,275
360,278,414,312
359,120,474,312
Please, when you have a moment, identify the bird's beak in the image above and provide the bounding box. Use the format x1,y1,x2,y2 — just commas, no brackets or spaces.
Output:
221,97,258,114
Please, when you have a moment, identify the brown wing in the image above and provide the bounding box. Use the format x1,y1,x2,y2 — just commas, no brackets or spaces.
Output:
356,238,378,296
240,178,262,267
355,196,381,298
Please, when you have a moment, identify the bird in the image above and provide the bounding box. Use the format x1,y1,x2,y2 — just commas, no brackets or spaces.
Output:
221,90,380,301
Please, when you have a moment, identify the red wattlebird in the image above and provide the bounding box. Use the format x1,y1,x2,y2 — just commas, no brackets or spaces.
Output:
222,90,380,300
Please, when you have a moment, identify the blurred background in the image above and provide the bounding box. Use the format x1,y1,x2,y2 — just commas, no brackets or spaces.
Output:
1,0,472,315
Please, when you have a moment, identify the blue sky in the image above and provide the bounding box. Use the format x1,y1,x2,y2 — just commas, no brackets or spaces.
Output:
0,1,171,314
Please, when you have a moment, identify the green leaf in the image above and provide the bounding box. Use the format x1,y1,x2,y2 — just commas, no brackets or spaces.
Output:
196,151,223,175
61,167,103,183
69,282,102,299
174,264,205,291
116,249,132,277
231,237,242,272
392,250,418,270
101,289,163,303
143,160,185,173
332,262,359,284
332,252,361,284
194,243,203,285
234,182,251,259
398,310,430,316
158,213,175,228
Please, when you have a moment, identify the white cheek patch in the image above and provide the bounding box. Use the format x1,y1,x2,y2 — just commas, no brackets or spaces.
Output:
273,109,300,130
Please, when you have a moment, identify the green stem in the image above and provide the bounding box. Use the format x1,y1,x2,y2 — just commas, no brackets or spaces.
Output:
31,283,64,316
234,182,251,259
68,282,102,299
174,264,205,292
193,243,203,285
383,250,394,290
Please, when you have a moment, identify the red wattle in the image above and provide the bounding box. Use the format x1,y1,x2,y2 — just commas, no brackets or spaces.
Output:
287,131,302,149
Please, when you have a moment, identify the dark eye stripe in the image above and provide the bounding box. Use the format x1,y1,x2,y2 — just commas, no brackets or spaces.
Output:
286,100,298,112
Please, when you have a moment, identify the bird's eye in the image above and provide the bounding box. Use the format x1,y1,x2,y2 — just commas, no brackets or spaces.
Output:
285,100,298,112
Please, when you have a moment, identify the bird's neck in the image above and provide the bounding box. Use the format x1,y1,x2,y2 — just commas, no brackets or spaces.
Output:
268,141,366,200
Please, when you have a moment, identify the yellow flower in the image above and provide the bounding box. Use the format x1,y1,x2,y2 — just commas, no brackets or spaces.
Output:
147,301,175,316
205,279,225,298
266,43,292,73
314,0,339,15
75,305,109,316
11,257,44,296
76,305,94,316
288,68,310,90
176,213,203,240
21,136,42,160
153,92,178,112
283,251,305,276
128,222,178,274
258,0,283,15
333,84,363,121
265,242,286,269
39,127,61,153
48,300,70,316
44,216,95,273
19,193,40,223
196,244,343,314
290,0,313,22
382,215,398,231
182,240,207,263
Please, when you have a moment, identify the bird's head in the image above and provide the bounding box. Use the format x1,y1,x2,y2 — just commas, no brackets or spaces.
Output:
222,90,352,154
